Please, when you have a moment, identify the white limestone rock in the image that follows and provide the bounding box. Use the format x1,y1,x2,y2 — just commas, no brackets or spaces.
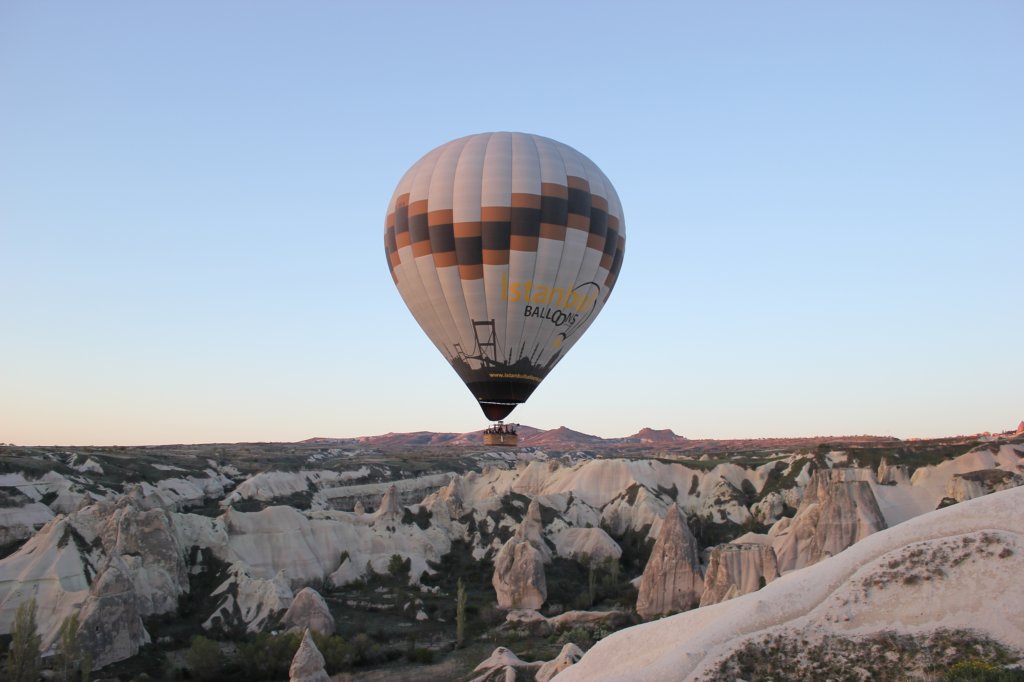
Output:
636,504,703,619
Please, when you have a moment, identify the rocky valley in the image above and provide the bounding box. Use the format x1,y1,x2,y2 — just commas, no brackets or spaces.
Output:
1,426,1022,681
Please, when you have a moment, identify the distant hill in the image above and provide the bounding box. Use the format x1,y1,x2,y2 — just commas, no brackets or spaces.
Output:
329,425,903,454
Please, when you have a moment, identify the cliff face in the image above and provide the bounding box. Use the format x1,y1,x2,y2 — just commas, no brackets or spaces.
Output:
699,543,779,607
774,470,888,573
76,555,150,669
636,504,703,619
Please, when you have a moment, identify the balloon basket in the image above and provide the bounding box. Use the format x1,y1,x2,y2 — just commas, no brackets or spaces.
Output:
483,421,518,447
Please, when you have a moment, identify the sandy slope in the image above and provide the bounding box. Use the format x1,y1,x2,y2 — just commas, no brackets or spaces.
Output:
556,485,1024,681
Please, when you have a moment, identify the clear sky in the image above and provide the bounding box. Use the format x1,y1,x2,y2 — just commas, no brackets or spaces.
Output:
2,2,1021,445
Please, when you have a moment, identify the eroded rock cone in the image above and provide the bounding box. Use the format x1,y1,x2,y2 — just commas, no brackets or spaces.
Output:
374,484,402,519
492,539,547,610
636,503,703,619
774,469,888,572
283,586,335,635
514,498,551,562
289,628,329,682
699,543,779,607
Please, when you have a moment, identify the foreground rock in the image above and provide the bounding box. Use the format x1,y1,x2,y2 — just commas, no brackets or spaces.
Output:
289,628,329,682
536,642,584,682
470,646,542,682
558,486,1024,681
635,504,703,619
699,543,779,607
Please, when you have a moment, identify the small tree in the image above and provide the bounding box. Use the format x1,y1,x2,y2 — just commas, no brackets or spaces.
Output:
587,559,597,607
5,598,42,682
387,553,411,583
53,613,84,682
187,635,221,680
456,578,467,648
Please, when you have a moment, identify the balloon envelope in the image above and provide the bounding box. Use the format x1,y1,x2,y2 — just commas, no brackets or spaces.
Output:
385,132,626,420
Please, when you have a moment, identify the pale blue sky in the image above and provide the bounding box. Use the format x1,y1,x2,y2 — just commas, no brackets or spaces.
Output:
2,2,1021,445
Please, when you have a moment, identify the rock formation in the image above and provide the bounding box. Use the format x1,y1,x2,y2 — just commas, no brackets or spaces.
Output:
514,498,552,562
289,628,330,682
555,486,1024,682
492,539,547,610
750,492,785,525
536,643,584,682
283,587,335,635
492,498,552,609
944,469,1024,504
552,527,621,563
636,504,703,619
877,459,911,485
76,555,150,669
97,501,189,616
374,484,402,519
470,646,543,682
699,543,779,607
773,470,887,573
203,566,293,633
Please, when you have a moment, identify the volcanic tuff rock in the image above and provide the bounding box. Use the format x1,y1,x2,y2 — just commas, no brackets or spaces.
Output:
492,539,547,610
76,555,150,669
636,503,704,619
514,498,552,563
699,543,780,607
559,486,1024,682
773,470,887,573
944,469,1024,504
289,628,330,682
750,492,785,525
470,646,543,682
374,483,403,518
282,587,335,635
536,642,584,682
203,565,293,633
876,458,911,485
92,500,189,615
551,527,622,563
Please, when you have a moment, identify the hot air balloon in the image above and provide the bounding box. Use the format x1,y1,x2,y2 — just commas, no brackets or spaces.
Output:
384,132,626,423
